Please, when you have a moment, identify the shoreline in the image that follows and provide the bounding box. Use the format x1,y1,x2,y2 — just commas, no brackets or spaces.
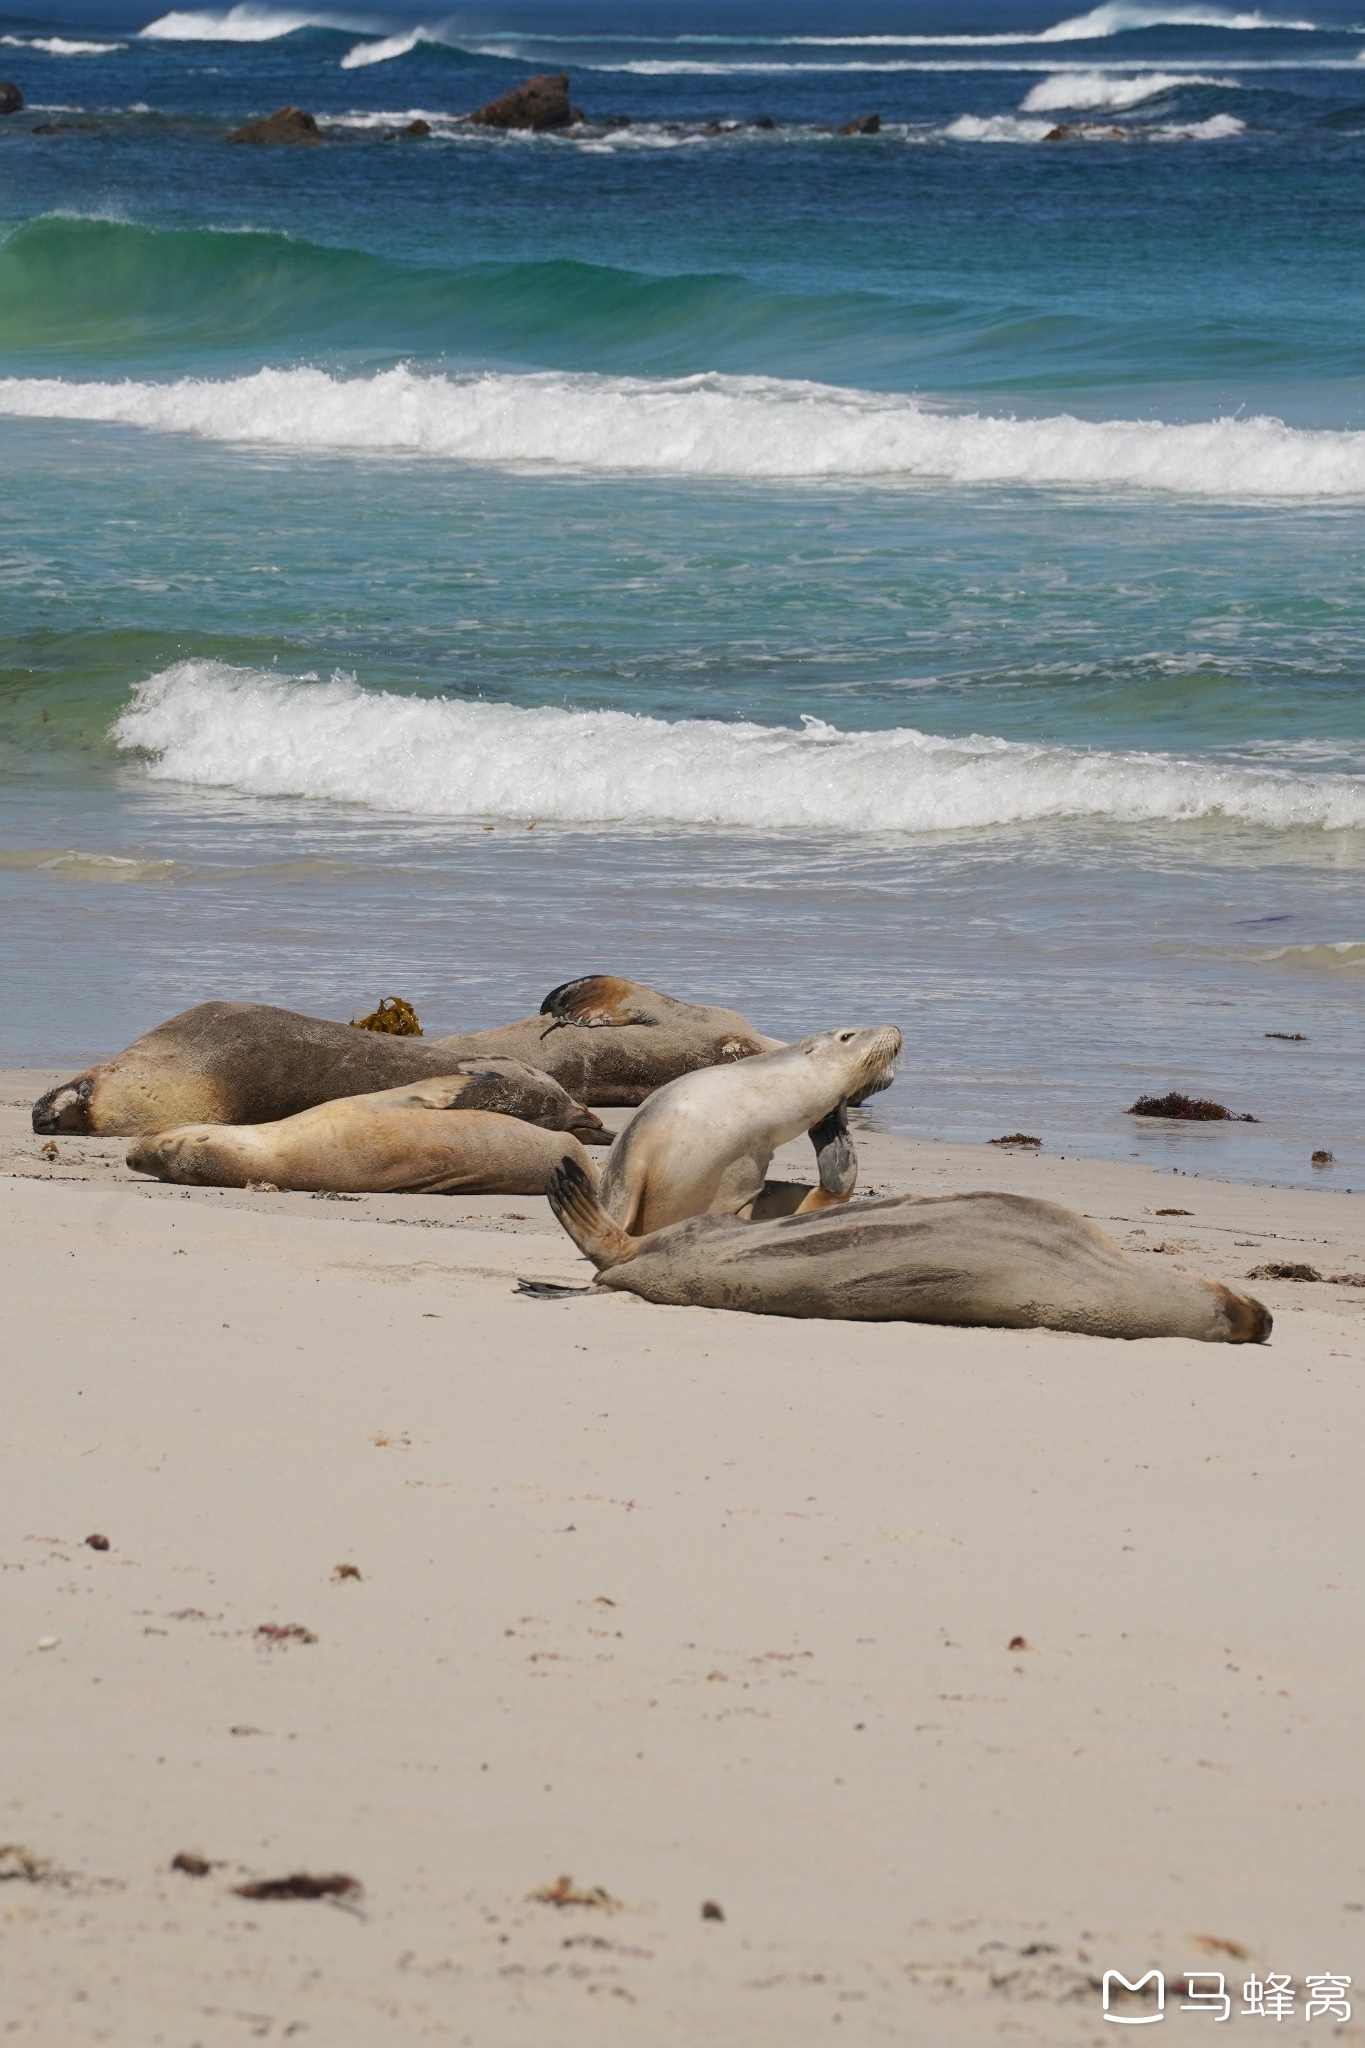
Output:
4,1068,1363,2042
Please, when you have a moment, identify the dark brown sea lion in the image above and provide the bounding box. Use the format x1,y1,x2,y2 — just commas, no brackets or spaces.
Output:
541,1161,1273,1342
32,1004,604,1141
128,1085,596,1195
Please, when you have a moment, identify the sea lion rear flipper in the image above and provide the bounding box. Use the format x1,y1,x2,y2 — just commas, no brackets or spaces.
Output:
809,1106,858,1198
547,1156,638,1270
540,976,663,1031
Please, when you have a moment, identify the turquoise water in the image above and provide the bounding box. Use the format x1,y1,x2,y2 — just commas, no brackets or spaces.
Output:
1,1,1361,1180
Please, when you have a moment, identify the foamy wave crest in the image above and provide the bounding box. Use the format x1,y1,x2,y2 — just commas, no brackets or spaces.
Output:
340,25,455,66
112,663,1365,835
1021,68,1230,107
139,4,359,40
1035,2,1315,37
8,366,1362,498
1,33,126,52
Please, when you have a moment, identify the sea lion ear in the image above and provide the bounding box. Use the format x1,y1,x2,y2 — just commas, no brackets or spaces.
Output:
539,976,661,1030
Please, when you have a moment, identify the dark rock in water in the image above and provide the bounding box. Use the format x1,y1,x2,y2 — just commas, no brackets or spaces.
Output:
0,80,22,116
570,106,585,124
1128,1091,1257,1123
753,114,776,130
227,106,322,146
468,73,572,131
1311,1149,1335,1165
401,118,430,138
601,114,631,129
33,120,105,135
838,112,880,135
1044,125,1075,142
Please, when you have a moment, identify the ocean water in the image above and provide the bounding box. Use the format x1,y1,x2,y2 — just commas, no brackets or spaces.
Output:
1,0,1362,1184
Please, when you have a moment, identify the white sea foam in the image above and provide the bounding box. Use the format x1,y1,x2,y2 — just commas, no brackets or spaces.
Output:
1,33,126,52
5,367,1365,498
340,25,445,66
139,5,362,41
946,113,1057,140
111,662,1365,835
1021,67,1230,107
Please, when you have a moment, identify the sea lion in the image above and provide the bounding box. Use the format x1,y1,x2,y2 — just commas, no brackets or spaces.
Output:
32,1004,606,1140
429,977,782,1106
128,1081,595,1195
542,1161,1272,1342
598,1026,902,1234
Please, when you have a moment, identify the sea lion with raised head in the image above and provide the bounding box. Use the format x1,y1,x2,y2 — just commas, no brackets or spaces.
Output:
32,1003,606,1140
34,979,775,1136
598,1025,902,1233
542,1160,1272,1342
128,1080,596,1194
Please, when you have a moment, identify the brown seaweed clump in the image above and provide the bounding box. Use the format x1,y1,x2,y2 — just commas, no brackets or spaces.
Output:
1129,1093,1257,1123
1246,1262,1321,1283
530,1875,621,1910
350,996,422,1036
990,1133,1041,1147
234,1872,360,1900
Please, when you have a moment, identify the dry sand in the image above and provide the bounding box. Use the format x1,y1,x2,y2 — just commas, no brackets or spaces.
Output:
3,1067,1364,2045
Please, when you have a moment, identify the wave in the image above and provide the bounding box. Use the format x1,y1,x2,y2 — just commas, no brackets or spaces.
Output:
5,362,1365,496
339,25,461,67
1020,67,1232,105
111,663,1365,835
0,34,126,53
1260,940,1365,969
138,5,364,41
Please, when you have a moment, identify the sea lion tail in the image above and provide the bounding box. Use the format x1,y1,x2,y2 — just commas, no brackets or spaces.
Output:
547,1156,637,1270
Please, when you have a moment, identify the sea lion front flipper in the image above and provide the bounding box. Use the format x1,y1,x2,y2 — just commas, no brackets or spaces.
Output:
809,1106,858,1198
539,976,663,1030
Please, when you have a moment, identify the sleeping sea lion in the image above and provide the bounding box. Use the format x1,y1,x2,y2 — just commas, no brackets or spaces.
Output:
32,1004,606,1139
128,1081,595,1195
34,979,775,1135
429,977,782,1106
599,1026,902,1233
542,1160,1272,1342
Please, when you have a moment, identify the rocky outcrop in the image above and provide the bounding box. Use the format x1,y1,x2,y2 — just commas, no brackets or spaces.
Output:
401,118,429,137
468,73,573,131
227,105,321,146
0,79,23,115
838,112,880,135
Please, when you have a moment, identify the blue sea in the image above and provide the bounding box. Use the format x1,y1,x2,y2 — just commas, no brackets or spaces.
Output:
1,0,1361,1182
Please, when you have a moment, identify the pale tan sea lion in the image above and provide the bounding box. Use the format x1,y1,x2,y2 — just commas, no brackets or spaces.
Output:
543,1161,1272,1342
429,977,782,1106
128,1083,595,1194
32,1003,605,1140
598,1026,902,1234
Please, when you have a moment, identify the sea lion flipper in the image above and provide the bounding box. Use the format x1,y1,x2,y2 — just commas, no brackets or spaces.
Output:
547,1156,637,1270
540,976,663,1030
809,1105,858,1198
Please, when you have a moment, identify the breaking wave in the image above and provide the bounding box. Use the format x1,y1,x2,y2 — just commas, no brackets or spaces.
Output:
111,663,1365,835
5,364,1365,498
139,4,363,40
1019,67,1232,106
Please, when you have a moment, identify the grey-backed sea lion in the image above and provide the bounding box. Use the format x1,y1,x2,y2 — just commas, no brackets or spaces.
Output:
599,1026,902,1233
429,977,782,1106
543,1161,1272,1342
128,1082,594,1194
32,1004,606,1140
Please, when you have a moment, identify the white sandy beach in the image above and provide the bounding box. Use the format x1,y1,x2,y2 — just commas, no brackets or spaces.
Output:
4,1069,1364,2045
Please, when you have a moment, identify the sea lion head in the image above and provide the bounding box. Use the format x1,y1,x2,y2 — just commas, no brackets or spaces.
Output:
126,1125,252,1188
1212,1283,1274,1344
32,1075,94,1135
795,1024,902,1106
